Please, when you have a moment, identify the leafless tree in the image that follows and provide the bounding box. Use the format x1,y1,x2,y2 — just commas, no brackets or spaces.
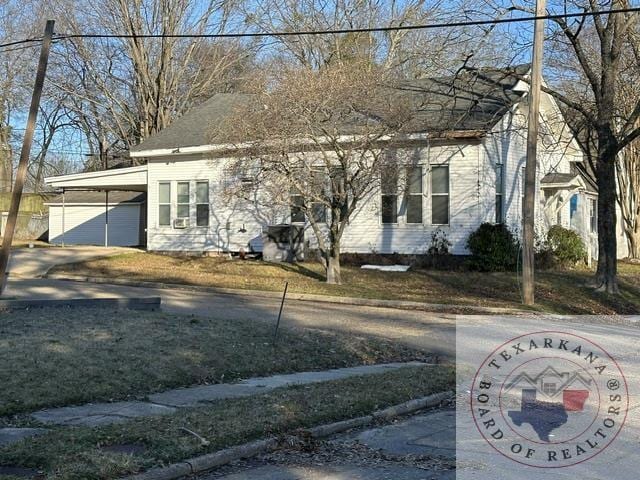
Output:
217,63,415,284
490,0,640,293
44,0,253,156
243,0,483,76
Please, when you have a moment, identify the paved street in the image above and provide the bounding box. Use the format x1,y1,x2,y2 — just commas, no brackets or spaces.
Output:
5,277,456,355
455,314,640,479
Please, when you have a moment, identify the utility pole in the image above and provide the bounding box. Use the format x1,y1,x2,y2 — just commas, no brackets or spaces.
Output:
522,1,546,305
0,20,55,295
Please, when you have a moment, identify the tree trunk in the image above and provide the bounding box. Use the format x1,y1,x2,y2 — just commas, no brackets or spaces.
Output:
326,247,342,285
626,225,640,260
594,141,619,294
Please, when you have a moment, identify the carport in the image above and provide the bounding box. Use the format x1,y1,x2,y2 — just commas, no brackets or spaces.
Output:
44,165,148,247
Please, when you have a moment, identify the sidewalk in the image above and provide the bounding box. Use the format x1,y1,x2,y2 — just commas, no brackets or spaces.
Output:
0,362,428,446
199,409,455,479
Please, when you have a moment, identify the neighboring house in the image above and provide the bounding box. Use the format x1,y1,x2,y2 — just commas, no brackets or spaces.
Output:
44,66,596,257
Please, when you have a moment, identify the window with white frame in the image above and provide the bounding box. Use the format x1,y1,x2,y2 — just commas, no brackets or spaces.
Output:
496,164,504,223
196,181,209,227
381,170,398,224
310,170,327,223
431,165,449,225
158,182,171,226
177,182,190,218
290,186,305,223
406,166,423,224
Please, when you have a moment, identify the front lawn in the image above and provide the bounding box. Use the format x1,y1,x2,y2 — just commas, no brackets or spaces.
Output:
52,252,640,314
0,365,454,480
0,308,426,417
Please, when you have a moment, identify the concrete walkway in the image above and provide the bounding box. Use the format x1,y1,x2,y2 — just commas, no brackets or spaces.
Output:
28,362,428,428
199,409,455,479
7,246,136,278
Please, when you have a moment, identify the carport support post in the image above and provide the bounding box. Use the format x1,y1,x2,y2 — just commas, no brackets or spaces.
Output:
61,188,66,247
104,190,109,247
0,20,54,296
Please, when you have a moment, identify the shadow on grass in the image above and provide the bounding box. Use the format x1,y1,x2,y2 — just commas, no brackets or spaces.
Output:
268,261,326,282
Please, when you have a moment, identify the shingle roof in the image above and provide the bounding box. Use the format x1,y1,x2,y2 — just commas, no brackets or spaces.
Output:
47,191,146,204
394,64,530,133
540,173,580,185
129,65,530,153
130,93,253,153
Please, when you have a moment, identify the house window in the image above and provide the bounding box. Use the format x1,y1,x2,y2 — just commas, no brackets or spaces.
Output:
311,202,327,223
496,164,504,223
570,194,578,228
406,166,423,224
590,199,597,233
290,188,305,223
158,182,171,226
543,382,556,395
196,181,209,227
310,170,327,223
177,182,190,218
381,170,398,224
431,165,449,225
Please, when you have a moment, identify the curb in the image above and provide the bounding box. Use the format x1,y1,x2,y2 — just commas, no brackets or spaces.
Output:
0,296,161,312
122,390,452,480
45,273,525,314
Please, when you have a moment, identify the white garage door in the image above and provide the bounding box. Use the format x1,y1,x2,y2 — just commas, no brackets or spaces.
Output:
49,204,141,246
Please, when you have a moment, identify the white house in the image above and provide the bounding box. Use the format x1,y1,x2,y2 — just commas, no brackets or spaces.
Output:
44,66,597,258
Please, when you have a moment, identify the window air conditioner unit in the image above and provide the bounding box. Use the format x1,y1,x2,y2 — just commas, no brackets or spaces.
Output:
173,218,189,229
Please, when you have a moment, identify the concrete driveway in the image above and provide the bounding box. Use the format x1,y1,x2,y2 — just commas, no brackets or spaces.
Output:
6,246,137,278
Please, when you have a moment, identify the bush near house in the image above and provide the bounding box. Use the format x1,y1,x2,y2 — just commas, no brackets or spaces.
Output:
544,225,587,267
466,223,519,271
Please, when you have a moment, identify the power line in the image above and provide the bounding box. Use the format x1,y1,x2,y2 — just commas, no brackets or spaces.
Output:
52,7,640,40
0,7,638,50
0,37,41,49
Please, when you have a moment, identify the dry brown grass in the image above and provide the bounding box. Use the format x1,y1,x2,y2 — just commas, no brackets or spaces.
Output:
53,252,640,313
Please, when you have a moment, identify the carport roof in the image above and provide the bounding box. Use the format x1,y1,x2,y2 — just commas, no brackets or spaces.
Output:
44,165,147,191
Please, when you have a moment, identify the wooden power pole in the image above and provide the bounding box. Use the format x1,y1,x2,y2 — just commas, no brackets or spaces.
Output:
522,1,546,305
0,20,55,295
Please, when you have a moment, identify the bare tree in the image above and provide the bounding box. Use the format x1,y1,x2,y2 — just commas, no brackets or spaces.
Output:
45,0,253,155
243,0,478,76
491,0,640,293
217,63,415,284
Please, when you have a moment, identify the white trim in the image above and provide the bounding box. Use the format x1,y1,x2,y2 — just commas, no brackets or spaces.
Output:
44,202,143,206
44,165,147,185
129,132,477,159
